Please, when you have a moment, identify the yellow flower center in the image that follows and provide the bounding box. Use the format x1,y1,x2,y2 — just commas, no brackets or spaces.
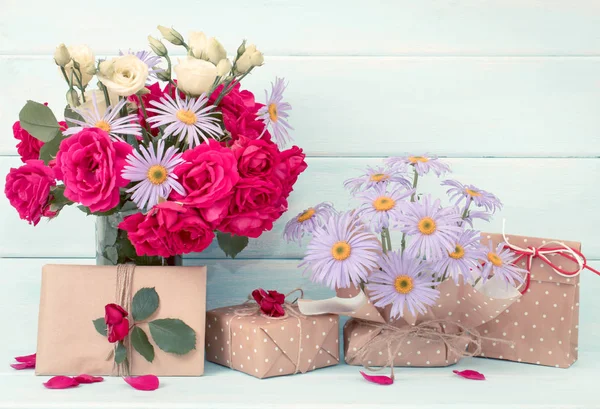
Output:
394,275,414,294
331,241,351,261
95,120,111,132
370,173,389,182
147,165,168,185
487,252,503,267
408,156,429,164
297,208,315,223
449,244,465,259
268,103,278,122
373,196,396,212
417,217,436,235
176,109,197,125
465,188,482,197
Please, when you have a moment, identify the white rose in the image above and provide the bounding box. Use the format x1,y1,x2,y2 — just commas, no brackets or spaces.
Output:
54,43,70,67
189,31,227,65
235,44,263,74
216,59,232,76
63,45,95,86
77,89,119,114
97,55,149,97
174,56,217,96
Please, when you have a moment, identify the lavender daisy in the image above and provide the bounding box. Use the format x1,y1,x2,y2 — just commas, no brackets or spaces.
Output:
480,242,528,287
442,179,502,213
120,50,163,78
257,77,293,148
146,93,223,148
300,211,381,289
283,202,337,245
433,229,487,284
396,195,463,260
122,140,186,210
366,250,440,319
387,154,450,177
63,93,141,141
344,164,412,194
463,210,492,228
356,184,413,233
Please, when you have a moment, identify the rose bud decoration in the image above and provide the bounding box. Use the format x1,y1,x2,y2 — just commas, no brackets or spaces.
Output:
252,288,286,318
104,303,130,343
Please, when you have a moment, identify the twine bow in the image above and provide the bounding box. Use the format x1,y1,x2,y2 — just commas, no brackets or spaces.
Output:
113,264,136,376
501,221,600,294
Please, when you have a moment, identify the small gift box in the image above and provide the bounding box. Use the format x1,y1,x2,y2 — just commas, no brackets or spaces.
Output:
36,264,207,376
473,233,598,368
205,289,340,379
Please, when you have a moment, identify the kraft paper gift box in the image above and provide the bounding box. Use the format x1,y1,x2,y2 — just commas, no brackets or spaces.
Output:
205,304,340,378
36,264,207,376
473,233,594,368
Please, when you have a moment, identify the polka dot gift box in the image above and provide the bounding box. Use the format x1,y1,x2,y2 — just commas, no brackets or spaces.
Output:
474,233,598,368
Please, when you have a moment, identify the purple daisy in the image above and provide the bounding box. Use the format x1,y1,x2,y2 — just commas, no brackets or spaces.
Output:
442,179,502,213
366,250,440,319
480,242,528,287
386,154,450,177
283,202,337,245
433,229,487,284
300,211,381,289
396,195,463,260
257,77,293,148
122,140,186,210
463,210,492,228
344,164,412,194
356,184,413,233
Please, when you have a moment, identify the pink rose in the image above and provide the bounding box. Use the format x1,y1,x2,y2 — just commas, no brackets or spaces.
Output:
231,136,280,178
4,160,56,226
119,202,215,258
170,140,240,227
274,146,308,197
13,120,68,163
104,303,129,343
54,128,131,213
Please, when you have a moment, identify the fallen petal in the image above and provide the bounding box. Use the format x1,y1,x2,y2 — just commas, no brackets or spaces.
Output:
43,376,80,389
124,375,159,391
73,374,104,384
453,369,486,381
359,371,394,385
10,362,35,370
14,353,36,363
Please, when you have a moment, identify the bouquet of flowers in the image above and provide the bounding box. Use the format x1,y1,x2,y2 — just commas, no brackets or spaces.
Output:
4,25,307,264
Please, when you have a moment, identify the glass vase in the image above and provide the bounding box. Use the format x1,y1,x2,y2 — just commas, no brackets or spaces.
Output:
95,212,182,266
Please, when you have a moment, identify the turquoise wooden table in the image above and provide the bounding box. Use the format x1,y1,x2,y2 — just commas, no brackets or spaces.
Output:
1,1,599,407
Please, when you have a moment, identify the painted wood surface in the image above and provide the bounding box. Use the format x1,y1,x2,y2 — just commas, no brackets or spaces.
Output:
1,56,600,157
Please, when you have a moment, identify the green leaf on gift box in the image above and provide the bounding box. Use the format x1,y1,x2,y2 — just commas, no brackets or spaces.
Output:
115,341,127,364
148,318,196,355
39,132,67,165
64,105,84,128
18,101,60,142
216,232,249,259
132,287,160,321
92,318,107,337
131,327,155,363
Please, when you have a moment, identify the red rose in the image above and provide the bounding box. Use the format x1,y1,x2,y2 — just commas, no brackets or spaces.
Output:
104,303,129,343
119,202,215,258
170,140,240,227
13,121,68,163
54,128,131,213
231,136,280,178
4,160,56,226
252,289,285,318
274,146,308,197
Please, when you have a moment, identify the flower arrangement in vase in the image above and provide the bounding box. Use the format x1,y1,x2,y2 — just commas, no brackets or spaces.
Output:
5,25,307,266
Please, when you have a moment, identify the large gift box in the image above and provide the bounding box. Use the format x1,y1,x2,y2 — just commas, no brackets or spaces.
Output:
205,304,340,378
36,264,207,376
474,233,589,368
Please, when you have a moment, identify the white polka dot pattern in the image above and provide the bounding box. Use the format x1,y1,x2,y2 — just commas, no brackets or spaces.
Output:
205,305,340,379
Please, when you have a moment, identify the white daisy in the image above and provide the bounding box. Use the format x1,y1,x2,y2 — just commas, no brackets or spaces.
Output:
146,93,224,148
121,140,186,210
63,93,141,141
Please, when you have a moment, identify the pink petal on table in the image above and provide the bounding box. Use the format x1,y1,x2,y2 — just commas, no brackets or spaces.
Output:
10,362,35,370
73,374,104,384
43,376,80,389
453,369,486,380
14,353,36,363
124,375,159,391
359,371,394,385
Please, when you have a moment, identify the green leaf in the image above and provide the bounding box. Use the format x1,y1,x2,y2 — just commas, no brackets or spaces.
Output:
132,287,159,321
39,132,67,165
93,318,107,337
78,205,120,217
216,232,249,259
115,341,127,364
131,327,155,363
64,105,84,128
148,318,196,355
104,246,118,264
18,101,60,142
